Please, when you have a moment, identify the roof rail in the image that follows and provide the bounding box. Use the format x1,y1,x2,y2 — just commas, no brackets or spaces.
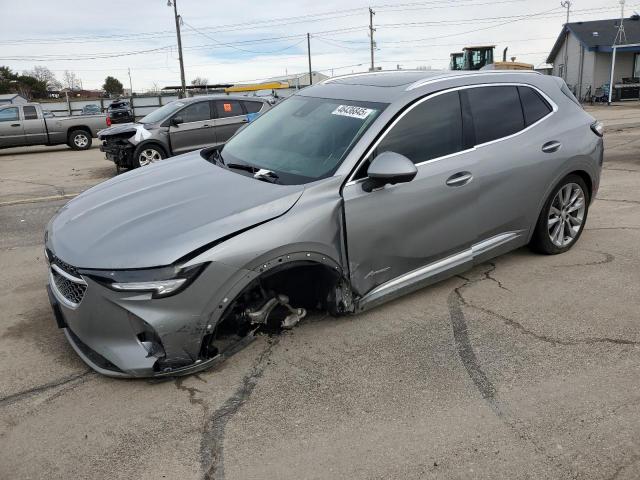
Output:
406,70,542,91
322,69,433,85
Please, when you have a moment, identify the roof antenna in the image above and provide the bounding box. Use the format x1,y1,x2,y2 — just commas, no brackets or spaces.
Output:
614,0,627,45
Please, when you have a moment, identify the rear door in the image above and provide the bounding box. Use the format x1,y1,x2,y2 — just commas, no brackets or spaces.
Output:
0,106,24,147
462,84,555,254
22,105,47,145
168,100,216,154
212,99,247,143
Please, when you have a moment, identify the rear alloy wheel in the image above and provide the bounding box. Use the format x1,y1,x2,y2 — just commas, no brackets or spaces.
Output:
68,130,92,150
547,183,586,248
529,174,589,255
137,146,164,167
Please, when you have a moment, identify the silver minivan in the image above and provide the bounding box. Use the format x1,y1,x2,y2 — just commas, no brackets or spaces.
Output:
98,95,269,169
46,70,603,377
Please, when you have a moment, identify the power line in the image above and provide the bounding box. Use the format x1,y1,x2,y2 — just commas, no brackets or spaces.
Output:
182,21,308,54
0,0,513,46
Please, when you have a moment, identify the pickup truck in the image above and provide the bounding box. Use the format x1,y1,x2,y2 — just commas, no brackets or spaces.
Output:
0,102,108,150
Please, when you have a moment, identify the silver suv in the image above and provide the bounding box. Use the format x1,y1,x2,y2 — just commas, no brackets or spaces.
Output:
45,70,603,377
98,95,269,170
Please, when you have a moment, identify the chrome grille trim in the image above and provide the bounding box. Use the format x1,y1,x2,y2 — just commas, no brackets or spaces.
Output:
51,263,86,284
50,263,87,308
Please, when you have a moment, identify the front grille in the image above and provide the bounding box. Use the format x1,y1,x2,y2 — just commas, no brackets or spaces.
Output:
51,263,87,307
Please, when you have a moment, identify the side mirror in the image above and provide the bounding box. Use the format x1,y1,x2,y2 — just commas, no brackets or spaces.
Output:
363,151,417,192
171,116,183,126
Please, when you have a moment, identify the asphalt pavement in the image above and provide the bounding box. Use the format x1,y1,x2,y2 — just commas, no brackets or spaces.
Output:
0,112,639,480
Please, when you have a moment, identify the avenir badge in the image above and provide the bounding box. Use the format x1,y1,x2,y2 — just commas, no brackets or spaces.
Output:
332,105,374,119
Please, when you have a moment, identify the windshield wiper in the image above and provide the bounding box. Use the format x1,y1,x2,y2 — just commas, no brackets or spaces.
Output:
225,163,280,184
226,162,257,173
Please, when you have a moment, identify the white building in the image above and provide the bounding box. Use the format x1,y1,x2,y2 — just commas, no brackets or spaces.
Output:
547,15,640,101
0,93,28,105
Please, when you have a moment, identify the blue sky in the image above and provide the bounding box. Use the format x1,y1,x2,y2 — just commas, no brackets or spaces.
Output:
0,0,632,90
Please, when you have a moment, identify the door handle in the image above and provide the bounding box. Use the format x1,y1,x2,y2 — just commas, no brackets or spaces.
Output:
11,123,20,127
446,171,473,187
542,141,561,153
202,124,211,128
241,119,249,123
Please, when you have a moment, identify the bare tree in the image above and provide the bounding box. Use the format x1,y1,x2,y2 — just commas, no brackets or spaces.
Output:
148,82,161,94
24,66,62,90
191,76,208,86
63,70,81,90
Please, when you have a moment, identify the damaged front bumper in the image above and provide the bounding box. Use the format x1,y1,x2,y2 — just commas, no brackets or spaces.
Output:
98,123,151,168
100,138,134,167
46,254,253,378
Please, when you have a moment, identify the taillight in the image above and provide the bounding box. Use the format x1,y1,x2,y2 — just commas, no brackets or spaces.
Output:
106,116,112,127
590,121,604,137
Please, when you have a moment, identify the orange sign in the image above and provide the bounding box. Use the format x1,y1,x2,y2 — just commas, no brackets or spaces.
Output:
223,103,232,112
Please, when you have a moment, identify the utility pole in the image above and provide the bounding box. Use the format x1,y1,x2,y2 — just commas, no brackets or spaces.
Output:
307,33,313,86
369,7,376,71
560,1,571,81
127,68,133,96
168,0,187,98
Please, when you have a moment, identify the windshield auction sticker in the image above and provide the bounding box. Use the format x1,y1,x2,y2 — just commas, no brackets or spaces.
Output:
332,105,374,119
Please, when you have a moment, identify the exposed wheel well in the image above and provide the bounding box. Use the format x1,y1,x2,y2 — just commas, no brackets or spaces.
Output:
199,262,350,360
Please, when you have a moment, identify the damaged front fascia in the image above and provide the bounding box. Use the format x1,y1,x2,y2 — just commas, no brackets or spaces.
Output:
99,124,152,165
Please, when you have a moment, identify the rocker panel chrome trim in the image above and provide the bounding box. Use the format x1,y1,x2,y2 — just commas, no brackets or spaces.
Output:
357,230,524,310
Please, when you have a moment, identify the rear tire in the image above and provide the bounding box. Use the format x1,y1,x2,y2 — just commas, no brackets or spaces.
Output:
132,144,166,168
529,174,590,255
68,129,92,150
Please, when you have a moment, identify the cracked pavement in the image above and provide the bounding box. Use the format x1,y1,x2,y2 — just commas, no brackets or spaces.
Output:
1,110,639,479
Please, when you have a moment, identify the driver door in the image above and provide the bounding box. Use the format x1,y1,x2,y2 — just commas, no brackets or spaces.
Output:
343,90,479,297
169,100,216,154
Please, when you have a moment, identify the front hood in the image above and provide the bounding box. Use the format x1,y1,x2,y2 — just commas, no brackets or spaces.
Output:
97,123,138,138
47,154,304,269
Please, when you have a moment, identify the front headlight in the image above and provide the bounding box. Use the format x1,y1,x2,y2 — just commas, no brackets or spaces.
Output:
111,278,187,296
81,263,208,298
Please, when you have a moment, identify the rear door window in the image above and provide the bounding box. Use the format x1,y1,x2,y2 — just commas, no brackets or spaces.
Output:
0,107,19,122
23,105,38,120
215,100,243,118
242,101,263,114
374,90,464,165
465,86,525,145
179,101,212,123
518,86,552,126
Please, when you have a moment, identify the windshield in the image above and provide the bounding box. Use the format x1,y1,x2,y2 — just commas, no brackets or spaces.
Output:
220,95,385,184
139,101,185,124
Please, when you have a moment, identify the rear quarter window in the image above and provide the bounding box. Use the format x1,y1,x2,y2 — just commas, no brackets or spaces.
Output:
518,86,552,126
242,101,263,114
